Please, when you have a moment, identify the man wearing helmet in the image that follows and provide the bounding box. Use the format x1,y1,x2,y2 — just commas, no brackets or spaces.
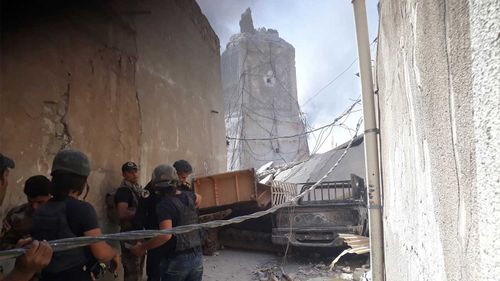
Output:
31,149,121,281
131,164,203,281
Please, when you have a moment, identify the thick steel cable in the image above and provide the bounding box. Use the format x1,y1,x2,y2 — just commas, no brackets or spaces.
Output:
0,118,362,260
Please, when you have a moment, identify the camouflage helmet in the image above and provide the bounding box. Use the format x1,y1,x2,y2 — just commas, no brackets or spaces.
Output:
151,164,178,187
51,149,90,177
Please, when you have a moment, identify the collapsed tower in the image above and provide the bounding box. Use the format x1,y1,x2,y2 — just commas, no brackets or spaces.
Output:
222,8,309,170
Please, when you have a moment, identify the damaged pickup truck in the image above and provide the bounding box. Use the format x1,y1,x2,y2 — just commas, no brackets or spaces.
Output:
272,174,368,247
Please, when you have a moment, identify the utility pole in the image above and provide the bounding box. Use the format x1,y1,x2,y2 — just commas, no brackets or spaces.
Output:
351,0,385,280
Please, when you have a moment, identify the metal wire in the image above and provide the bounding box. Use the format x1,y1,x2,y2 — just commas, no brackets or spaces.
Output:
227,99,361,141
0,119,362,261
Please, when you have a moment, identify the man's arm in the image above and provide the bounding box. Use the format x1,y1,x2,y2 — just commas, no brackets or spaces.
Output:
2,240,52,281
115,188,135,221
0,206,29,251
116,203,135,221
0,216,20,250
130,219,172,256
194,193,202,208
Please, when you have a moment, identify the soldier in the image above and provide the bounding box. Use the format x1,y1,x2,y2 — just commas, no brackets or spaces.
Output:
0,175,51,250
0,154,53,281
173,160,193,192
31,149,120,281
131,164,203,281
114,162,144,281
137,167,166,281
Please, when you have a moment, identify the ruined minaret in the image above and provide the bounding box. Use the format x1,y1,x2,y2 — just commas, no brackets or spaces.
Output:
222,8,309,170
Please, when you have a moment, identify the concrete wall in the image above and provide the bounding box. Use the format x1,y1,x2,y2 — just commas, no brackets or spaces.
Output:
0,0,226,227
222,26,309,171
468,1,500,279
376,0,499,280
135,0,226,183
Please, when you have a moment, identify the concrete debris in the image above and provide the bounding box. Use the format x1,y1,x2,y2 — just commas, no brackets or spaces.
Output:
257,270,269,281
340,273,354,280
353,268,370,280
260,174,273,184
253,261,369,281
359,270,371,281
257,161,274,174
341,266,352,273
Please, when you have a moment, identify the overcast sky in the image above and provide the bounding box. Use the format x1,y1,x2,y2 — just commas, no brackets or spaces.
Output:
196,0,379,153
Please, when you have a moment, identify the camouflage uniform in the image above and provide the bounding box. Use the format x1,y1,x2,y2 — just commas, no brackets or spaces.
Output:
0,203,33,250
117,180,145,281
0,203,40,281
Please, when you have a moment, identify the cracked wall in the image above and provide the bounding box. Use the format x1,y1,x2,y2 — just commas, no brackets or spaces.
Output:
376,0,499,280
0,0,226,238
0,2,141,224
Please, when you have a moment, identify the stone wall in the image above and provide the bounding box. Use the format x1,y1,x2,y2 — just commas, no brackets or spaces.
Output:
134,0,226,186
222,10,309,170
376,0,499,280
0,0,226,228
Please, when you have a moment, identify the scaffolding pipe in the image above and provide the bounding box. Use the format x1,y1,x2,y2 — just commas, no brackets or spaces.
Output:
351,0,385,280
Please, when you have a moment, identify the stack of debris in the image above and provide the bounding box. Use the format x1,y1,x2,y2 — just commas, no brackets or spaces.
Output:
253,262,370,281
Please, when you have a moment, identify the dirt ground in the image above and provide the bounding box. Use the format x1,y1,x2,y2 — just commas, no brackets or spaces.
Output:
203,247,370,281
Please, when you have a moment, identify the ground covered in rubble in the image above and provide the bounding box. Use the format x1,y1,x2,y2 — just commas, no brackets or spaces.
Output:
203,248,370,281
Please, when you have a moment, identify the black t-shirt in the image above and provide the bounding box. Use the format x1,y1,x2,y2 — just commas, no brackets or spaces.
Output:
155,191,196,256
62,197,99,235
114,187,135,207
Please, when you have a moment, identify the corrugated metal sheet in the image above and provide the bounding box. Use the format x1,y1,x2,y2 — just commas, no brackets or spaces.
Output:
330,233,370,269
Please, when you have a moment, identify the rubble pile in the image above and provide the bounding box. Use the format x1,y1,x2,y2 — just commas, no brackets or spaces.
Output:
252,261,370,281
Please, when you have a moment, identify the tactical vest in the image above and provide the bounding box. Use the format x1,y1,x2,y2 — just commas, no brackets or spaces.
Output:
134,184,161,230
169,194,201,252
119,185,141,231
122,183,140,210
106,181,141,228
31,200,88,273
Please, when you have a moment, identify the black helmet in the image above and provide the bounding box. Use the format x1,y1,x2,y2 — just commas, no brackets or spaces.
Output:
51,149,90,177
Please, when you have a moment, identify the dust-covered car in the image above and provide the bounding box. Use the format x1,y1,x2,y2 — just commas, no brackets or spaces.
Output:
272,174,368,247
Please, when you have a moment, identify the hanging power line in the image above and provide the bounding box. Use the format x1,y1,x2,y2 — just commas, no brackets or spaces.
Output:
300,37,378,107
301,59,359,107
226,99,361,141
